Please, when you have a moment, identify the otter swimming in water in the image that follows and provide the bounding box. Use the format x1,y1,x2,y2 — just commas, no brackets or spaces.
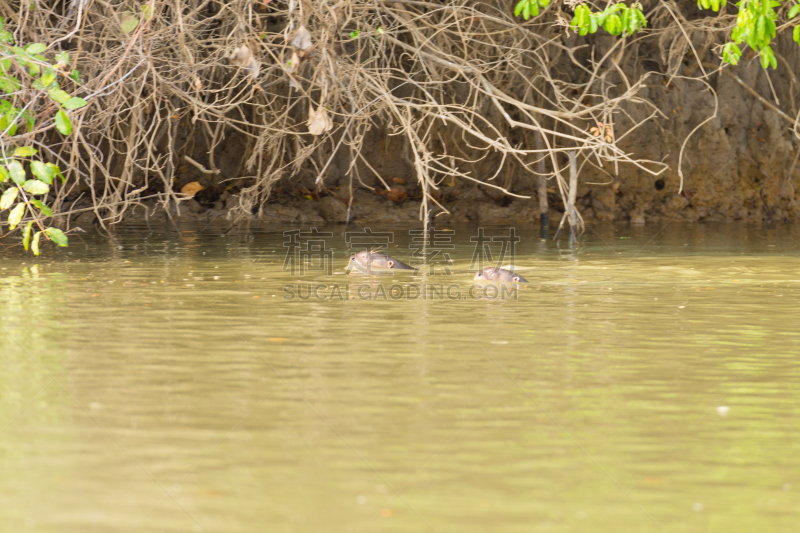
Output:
473,267,528,283
348,249,415,273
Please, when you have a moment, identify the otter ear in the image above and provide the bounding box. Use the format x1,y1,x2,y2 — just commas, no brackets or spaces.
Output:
387,260,395,268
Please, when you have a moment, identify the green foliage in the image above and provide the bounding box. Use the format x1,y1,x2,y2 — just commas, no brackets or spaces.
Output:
791,2,800,45
570,2,647,37
700,0,800,69
698,0,727,8
120,11,140,34
514,0,550,20
0,15,77,254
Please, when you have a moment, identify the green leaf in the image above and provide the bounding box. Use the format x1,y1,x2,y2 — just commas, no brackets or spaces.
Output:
635,9,647,28
756,15,765,46
723,42,742,65
623,8,632,33
46,163,64,183
0,75,20,94
63,97,87,109
0,165,8,182
8,202,24,229
39,68,55,87
604,13,622,35
30,161,53,184
30,199,51,216
0,186,18,209
31,230,40,255
121,12,140,34
2,112,17,135
22,220,32,250
794,25,800,45
55,51,69,66
25,43,46,54
0,30,13,43
7,160,26,185
22,179,49,195
765,17,776,40
576,5,589,27
70,69,80,82
765,46,777,69
44,227,68,247
141,3,154,20
349,29,360,39
49,88,71,104
55,109,72,135
13,146,37,157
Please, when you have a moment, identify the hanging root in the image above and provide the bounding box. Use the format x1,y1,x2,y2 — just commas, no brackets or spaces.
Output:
2,0,735,229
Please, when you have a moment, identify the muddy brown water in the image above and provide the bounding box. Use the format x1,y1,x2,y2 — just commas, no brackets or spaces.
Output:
1,223,799,532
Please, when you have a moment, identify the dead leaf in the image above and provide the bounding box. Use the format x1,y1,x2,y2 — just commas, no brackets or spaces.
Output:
287,50,300,74
229,44,252,66
307,105,333,135
181,181,204,197
292,25,313,51
229,44,259,78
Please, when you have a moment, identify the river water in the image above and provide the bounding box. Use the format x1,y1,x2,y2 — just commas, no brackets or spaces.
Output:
1,222,799,532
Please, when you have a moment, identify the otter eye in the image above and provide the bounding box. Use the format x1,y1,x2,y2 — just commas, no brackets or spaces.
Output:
513,276,520,282
387,260,394,268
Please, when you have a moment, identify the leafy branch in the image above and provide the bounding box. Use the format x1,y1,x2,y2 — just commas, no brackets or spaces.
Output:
0,16,87,254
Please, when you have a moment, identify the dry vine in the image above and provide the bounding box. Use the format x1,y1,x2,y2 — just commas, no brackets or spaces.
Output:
4,0,788,236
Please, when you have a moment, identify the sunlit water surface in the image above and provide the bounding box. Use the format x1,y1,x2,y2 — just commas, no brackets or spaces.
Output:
1,222,799,533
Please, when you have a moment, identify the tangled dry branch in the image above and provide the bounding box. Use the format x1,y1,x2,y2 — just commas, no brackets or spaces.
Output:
2,0,768,235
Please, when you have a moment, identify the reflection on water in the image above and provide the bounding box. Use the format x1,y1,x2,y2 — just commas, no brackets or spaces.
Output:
1,223,799,532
